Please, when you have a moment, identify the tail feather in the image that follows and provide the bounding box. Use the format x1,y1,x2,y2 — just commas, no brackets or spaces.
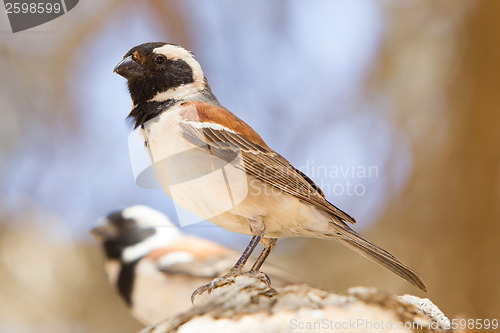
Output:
331,223,428,292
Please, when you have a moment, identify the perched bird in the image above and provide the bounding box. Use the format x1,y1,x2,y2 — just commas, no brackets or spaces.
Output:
113,42,427,299
91,205,298,325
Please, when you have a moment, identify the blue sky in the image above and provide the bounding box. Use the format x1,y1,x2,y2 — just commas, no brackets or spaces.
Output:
2,1,413,248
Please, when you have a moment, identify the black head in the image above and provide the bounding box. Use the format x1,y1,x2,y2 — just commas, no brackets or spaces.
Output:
92,210,155,260
92,205,182,262
114,42,205,106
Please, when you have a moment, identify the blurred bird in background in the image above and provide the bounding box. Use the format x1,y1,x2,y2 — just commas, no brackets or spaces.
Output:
91,205,298,325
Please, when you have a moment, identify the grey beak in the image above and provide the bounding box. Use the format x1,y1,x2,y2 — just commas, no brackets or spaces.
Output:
113,55,145,79
91,218,117,239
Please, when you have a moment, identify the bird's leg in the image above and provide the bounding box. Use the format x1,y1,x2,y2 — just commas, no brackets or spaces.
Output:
224,233,262,275
191,221,265,303
250,238,277,272
242,238,277,286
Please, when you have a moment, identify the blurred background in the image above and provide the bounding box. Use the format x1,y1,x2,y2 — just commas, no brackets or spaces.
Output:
1,0,499,332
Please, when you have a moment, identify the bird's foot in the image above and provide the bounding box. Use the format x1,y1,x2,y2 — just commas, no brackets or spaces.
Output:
191,270,273,304
244,270,272,286
244,270,276,297
191,269,241,304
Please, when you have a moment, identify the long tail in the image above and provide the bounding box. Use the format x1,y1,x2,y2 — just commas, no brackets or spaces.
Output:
330,220,428,292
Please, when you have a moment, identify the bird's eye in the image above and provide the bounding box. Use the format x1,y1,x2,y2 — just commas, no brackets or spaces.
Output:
155,55,166,65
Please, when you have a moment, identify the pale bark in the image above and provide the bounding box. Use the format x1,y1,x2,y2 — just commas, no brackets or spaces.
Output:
140,275,450,333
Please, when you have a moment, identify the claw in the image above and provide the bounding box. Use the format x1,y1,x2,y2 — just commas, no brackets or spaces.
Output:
247,270,271,285
190,271,241,304
191,280,217,304
190,289,198,305
191,270,273,305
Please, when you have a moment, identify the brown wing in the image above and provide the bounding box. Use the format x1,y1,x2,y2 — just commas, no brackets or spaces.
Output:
178,101,356,224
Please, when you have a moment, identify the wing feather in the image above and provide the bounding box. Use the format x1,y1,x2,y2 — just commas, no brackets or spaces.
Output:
180,120,356,224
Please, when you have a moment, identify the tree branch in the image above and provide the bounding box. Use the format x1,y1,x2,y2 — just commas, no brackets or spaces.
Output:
139,275,450,333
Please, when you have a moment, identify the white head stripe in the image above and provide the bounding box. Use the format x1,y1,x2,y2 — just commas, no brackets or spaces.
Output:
153,44,204,83
149,44,205,103
122,205,175,228
120,206,183,263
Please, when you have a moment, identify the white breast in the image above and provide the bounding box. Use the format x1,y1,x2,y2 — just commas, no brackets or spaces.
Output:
142,107,250,225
